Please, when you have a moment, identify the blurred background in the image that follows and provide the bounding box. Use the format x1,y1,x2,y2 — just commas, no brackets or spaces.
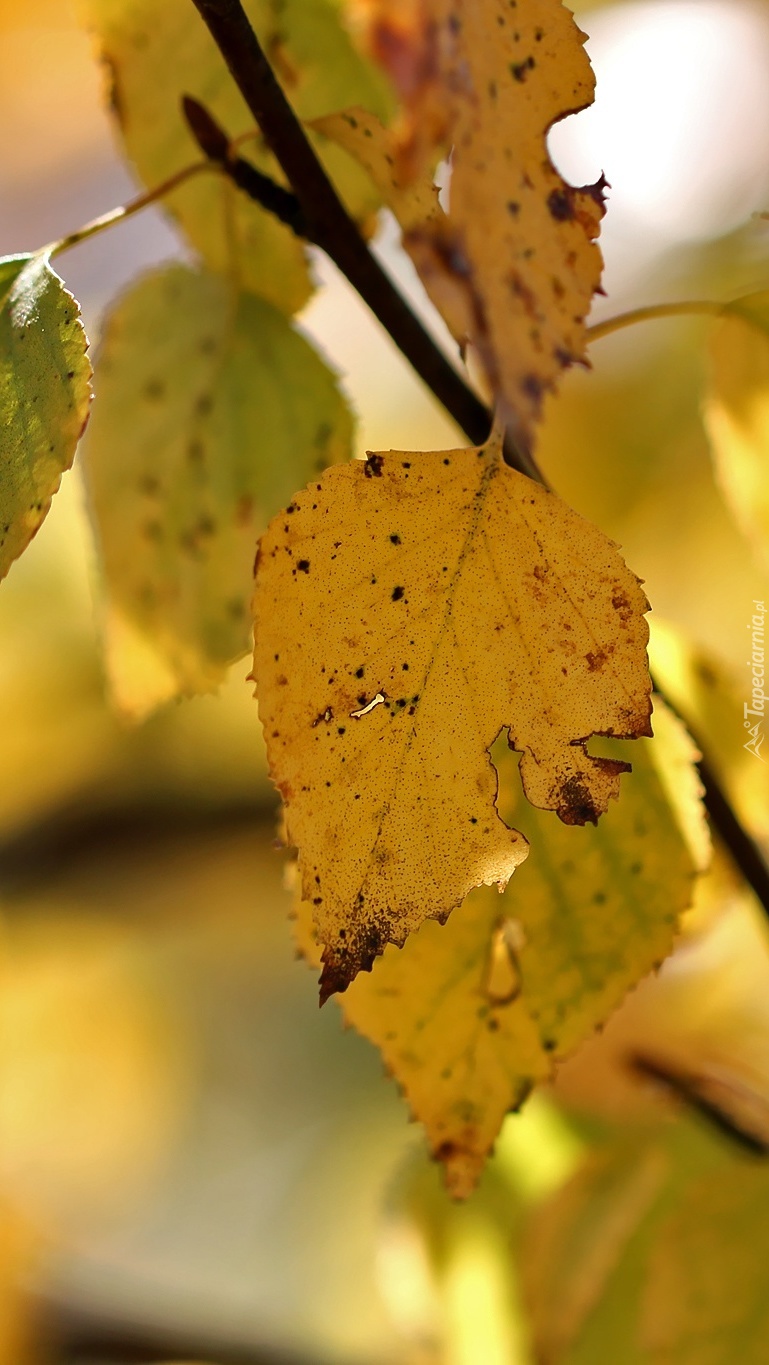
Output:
2,0,769,1361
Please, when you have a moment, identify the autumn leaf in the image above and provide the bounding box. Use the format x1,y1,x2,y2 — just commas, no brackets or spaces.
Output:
82,0,393,313
253,432,652,1001
295,703,707,1195
82,264,353,718
0,253,91,583
353,0,606,447
704,293,769,576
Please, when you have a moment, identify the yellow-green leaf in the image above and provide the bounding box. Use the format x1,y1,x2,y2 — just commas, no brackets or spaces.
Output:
82,264,353,717
0,253,91,583
705,293,769,575
295,702,707,1195
524,1133,671,1364
642,1160,769,1364
253,432,652,1001
82,0,393,313
356,0,605,447
523,1118,769,1365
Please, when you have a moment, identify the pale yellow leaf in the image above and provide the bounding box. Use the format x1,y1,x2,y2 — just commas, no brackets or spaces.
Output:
295,702,706,1195
83,265,353,717
253,432,651,1000
82,0,393,313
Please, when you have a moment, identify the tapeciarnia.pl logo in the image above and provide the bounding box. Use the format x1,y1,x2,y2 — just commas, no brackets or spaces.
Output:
744,599,766,762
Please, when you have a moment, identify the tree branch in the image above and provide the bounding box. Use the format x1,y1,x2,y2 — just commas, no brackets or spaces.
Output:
187,0,538,479
183,95,310,238
44,1300,357,1365
187,0,769,927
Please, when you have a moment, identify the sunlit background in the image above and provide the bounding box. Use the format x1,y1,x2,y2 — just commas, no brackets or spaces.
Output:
1,0,769,1361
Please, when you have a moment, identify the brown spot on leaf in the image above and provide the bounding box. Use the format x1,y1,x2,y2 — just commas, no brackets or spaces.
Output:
548,187,575,221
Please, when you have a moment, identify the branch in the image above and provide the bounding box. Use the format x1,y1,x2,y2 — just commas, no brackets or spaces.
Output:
183,95,310,238
45,1301,359,1365
47,159,212,259
187,0,538,479
186,0,769,927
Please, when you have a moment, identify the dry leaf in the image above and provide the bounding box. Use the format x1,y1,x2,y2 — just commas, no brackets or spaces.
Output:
253,433,651,1000
352,0,606,447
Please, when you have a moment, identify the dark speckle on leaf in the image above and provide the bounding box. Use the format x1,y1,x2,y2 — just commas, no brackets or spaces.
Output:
510,56,535,81
547,188,574,221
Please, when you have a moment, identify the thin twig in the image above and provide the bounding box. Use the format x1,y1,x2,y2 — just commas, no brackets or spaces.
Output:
45,1300,359,1365
586,299,725,344
652,673,769,924
45,159,213,259
188,0,538,479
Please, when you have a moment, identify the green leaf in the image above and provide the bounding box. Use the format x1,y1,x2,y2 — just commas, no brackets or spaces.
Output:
705,293,769,575
82,263,354,718
82,0,393,313
642,1158,769,1364
523,1121,735,1365
296,701,709,1196
0,253,91,583
0,256,30,305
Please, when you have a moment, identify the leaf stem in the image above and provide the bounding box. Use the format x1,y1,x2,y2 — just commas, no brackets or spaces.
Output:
44,159,213,260
187,0,539,480
586,299,725,344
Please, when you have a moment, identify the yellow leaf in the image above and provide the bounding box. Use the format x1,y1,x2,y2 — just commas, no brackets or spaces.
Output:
353,0,605,446
705,293,769,576
295,702,707,1195
253,432,652,1001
